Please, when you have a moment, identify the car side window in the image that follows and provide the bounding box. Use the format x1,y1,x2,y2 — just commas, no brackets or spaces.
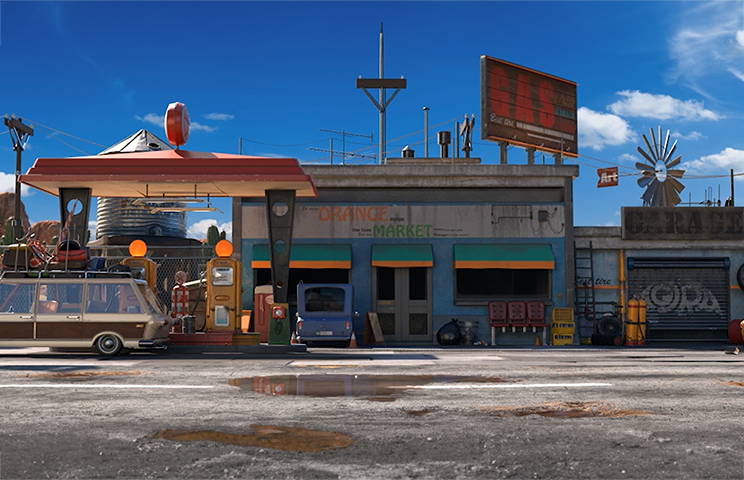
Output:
0,283,36,314
40,282,83,314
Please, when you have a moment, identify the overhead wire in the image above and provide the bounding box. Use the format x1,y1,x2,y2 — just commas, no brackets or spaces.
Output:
21,118,106,148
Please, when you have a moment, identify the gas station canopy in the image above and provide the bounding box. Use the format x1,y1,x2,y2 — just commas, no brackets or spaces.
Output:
19,149,317,198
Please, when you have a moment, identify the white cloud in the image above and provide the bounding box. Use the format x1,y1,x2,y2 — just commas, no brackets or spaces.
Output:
190,122,216,133
683,147,744,177
671,130,705,141
669,2,744,96
88,220,97,239
599,220,619,227
135,113,163,126
203,113,234,121
608,91,720,121
187,219,232,241
617,153,638,164
136,114,215,133
577,107,634,151
0,172,32,197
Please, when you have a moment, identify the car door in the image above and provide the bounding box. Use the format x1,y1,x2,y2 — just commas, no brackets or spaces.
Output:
35,281,84,341
0,281,37,340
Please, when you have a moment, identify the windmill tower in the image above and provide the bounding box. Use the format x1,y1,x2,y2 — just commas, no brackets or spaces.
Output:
635,127,685,206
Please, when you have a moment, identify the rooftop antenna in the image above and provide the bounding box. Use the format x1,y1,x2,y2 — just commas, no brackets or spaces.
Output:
318,128,373,164
357,23,406,164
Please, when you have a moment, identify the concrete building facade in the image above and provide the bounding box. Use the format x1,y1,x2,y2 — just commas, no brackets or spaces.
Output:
234,160,579,345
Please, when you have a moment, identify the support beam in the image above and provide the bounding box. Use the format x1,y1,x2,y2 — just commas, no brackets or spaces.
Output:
265,190,296,304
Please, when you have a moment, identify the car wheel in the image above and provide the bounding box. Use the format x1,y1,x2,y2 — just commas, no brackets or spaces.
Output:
95,334,123,356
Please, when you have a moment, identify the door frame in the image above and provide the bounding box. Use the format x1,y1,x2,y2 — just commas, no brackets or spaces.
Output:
372,266,432,343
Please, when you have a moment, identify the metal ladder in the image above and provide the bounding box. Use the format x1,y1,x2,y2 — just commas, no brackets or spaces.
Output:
574,240,596,339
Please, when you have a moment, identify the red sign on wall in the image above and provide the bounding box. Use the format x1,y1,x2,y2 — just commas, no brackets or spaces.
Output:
481,56,578,157
597,167,619,188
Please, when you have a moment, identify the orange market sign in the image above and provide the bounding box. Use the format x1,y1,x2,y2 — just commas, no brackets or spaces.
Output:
597,167,618,188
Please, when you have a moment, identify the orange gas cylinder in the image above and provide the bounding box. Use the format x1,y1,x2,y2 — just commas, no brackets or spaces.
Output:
626,297,639,345
729,319,744,344
637,297,647,345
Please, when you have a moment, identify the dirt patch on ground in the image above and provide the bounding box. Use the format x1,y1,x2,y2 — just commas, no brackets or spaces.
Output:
723,381,744,387
19,370,146,378
478,401,652,418
404,408,439,416
152,424,353,452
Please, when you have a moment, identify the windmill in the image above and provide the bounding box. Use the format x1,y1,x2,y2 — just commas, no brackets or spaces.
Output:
636,127,685,206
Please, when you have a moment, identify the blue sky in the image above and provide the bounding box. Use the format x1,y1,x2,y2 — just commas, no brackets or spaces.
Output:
2,1,744,239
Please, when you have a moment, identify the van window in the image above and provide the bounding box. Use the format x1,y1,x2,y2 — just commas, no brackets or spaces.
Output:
0,283,36,314
40,282,83,314
86,283,142,314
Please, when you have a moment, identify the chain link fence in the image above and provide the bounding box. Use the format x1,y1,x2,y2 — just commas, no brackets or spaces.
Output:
0,244,218,312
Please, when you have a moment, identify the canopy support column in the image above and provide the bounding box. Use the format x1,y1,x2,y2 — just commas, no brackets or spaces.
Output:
265,190,296,304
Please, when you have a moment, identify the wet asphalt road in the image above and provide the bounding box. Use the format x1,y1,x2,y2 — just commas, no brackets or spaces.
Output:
0,345,743,480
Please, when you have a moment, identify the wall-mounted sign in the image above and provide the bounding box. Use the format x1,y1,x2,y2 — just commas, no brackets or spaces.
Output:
481,56,578,157
622,207,744,240
597,167,618,188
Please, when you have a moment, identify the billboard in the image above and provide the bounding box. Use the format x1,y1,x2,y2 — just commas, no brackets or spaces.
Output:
481,56,578,157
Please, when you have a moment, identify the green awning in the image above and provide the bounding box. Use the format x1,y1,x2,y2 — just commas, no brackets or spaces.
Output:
252,244,351,269
454,244,555,269
371,245,433,267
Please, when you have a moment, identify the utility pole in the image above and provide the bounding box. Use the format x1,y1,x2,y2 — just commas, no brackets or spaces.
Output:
4,116,34,241
357,23,406,164
423,107,430,158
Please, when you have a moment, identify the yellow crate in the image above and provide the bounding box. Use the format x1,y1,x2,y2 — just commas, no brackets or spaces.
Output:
551,322,576,335
551,308,574,323
552,334,574,346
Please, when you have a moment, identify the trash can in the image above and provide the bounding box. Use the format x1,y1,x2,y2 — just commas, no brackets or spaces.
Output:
459,320,479,345
182,315,196,334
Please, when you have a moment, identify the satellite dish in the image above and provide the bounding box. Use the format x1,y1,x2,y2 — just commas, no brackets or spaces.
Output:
635,126,685,206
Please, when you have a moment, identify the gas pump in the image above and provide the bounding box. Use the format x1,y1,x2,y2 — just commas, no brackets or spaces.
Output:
205,240,242,331
121,240,157,292
268,300,290,345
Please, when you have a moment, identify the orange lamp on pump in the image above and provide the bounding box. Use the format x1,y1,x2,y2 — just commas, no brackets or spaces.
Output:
121,240,157,292
205,240,242,332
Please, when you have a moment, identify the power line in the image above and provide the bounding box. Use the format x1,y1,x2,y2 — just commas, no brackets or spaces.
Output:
21,118,106,148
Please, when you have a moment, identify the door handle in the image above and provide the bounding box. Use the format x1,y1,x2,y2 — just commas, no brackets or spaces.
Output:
20,315,33,319
67,315,80,320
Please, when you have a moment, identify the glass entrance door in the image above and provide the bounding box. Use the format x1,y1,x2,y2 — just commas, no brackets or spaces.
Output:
375,267,431,342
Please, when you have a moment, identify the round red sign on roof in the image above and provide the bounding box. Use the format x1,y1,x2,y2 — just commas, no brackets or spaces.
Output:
164,102,190,147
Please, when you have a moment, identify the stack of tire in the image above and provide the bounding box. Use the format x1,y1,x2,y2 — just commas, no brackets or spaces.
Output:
591,315,623,346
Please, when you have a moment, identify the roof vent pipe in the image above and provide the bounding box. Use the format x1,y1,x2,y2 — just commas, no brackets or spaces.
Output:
402,145,415,158
437,131,451,158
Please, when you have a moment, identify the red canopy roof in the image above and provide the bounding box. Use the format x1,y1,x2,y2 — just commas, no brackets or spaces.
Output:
19,149,317,198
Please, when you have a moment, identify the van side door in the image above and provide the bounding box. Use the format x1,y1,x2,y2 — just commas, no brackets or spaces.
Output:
0,281,36,340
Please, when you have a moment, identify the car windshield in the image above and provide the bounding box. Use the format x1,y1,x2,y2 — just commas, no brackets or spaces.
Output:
304,287,346,312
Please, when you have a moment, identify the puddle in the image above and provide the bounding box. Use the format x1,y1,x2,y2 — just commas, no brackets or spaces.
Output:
478,401,651,418
152,424,353,452
20,370,144,378
228,374,507,399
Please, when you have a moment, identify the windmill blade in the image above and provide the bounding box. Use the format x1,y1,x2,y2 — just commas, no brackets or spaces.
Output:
642,135,658,161
657,126,663,160
667,169,685,178
651,182,665,206
636,161,655,173
636,147,656,168
642,180,659,205
661,129,670,162
665,139,677,164
663,181,682,206
637,175,654,188
650,128,660,161
667,175,686,194
666,155,682,169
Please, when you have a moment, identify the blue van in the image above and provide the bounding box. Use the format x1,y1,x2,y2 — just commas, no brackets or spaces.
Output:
296,284,356,347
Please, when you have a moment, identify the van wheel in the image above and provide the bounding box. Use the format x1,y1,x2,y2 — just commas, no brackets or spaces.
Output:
95,334,123,356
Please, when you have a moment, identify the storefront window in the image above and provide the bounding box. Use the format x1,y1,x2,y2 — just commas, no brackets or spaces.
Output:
455,268,550,303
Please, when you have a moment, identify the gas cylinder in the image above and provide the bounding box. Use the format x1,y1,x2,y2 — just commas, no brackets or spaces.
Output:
626,297,639,345
637,297,647,345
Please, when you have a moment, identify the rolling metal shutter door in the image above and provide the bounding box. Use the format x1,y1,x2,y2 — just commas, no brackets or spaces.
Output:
627,258,729,341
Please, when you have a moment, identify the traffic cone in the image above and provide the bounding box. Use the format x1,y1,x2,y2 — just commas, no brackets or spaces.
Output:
290,331,298,344
348,331,358,348
534,336,540,346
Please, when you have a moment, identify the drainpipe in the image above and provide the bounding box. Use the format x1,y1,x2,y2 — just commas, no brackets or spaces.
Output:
618,249,625,323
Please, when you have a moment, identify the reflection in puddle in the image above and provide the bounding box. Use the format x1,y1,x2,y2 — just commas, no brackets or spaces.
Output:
479,401,651,418
152,424,353,452
228,374,507,399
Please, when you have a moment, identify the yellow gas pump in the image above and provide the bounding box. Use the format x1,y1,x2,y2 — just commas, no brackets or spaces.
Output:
205,240,241,331
121,240,157,292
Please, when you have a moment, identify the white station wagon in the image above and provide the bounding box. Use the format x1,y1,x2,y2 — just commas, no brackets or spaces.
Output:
0,271,172,356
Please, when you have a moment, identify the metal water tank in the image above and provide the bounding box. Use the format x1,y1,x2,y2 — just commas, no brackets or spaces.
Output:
96,198,187,238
